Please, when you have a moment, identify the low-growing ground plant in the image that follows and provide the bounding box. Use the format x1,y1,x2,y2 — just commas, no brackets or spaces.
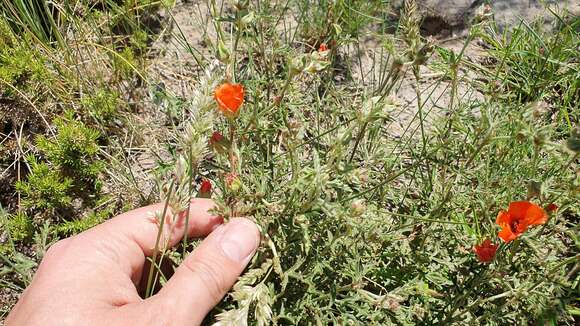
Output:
135,1,578,325
15,155,73,212
0,0,578,324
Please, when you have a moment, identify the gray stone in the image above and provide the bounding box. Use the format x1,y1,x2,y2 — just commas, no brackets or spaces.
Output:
391,0,580,36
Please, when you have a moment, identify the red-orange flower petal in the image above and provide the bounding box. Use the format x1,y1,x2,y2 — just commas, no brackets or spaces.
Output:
508,201,548,226
497,222,518,242
496,209,518,242
496,201,548,243
473,239,498,263
495,209,511,227
214,83,244,117
319,43,328,52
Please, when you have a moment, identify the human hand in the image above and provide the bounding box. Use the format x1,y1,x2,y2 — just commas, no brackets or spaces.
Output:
6,199,260,325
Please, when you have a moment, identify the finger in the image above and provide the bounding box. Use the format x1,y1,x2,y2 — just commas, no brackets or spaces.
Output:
75,199,223,283
153,218,260,325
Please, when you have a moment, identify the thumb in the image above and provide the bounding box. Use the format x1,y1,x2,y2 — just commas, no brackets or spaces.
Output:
155,218,260,324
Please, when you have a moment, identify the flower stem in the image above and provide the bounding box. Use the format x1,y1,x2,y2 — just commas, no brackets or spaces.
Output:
145,179,175,298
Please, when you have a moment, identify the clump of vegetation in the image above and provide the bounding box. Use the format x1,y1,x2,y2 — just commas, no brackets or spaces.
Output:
0,44,48,92
140,1,578,324
36,113,103,192
0,211,32,244
15,156,73,212
16,113,103,217
478,18,579,136
82,89,122,126
53,207,113,236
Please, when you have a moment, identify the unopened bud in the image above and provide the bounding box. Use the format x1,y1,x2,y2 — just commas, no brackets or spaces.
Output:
289,55,306,77
350,199,366,217
545,203,558,214
209,131,231,154
198,179,212,198
240,11,255,28
216,40,231,64
225,172,243,193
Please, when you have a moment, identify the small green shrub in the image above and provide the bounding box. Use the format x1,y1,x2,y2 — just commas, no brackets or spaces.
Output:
0,19,16,49
480,17,579,131
130,29,149,55
112,47,139,81
0,42,48,91
4,212,33,243
82,89,121,125
0,208,32,255
36,112,103,192
16,156,73,211
17,114,104,213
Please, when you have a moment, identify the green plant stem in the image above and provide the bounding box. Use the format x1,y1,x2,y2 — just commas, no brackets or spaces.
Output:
182,147,196,257
145,179,174,298
412,65,432,189
349,121,368,163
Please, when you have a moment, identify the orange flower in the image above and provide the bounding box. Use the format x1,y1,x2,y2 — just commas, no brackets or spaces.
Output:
214,83,244,118
318,43,328,52
473,239,498,263
496,201,548,242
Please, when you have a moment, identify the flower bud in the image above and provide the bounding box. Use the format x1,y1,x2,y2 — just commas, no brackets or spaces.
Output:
473,4,493,24
225,172,243,193
473,239,498,263
350,199,366,217
240,11,255,28
216,39,231,64
209,131,231,154
289,55,306,77
545,203,558,214
304,60,329,74
198,179,212,198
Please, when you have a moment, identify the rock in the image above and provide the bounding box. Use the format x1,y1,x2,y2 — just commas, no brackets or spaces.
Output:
391,0,580,37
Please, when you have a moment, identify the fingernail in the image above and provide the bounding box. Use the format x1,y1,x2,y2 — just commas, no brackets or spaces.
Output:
220,219,259,262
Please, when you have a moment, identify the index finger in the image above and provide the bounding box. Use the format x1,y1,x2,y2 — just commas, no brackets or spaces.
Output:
74,198,223,283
